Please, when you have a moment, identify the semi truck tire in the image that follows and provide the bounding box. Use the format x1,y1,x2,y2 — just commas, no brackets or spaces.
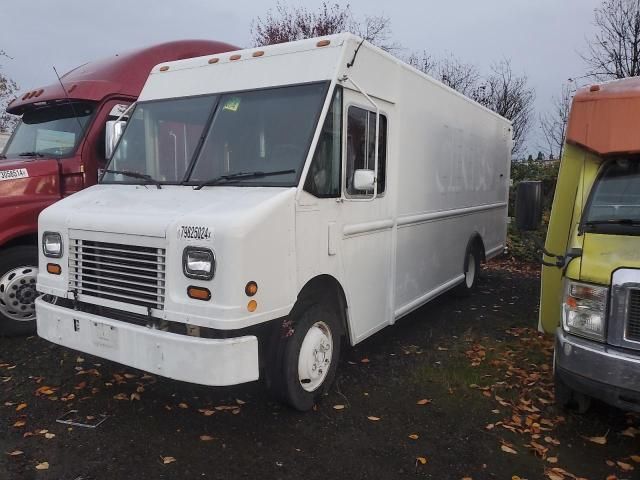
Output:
0,246,39,337
270,304,342,411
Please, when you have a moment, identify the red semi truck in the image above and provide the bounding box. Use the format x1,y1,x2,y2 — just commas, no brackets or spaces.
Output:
0,39,236,336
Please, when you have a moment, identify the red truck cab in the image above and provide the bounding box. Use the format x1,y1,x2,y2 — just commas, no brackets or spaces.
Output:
0,40,236,336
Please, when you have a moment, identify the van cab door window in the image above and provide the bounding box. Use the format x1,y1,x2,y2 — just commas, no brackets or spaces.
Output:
345,106,387,197
304,87,342,197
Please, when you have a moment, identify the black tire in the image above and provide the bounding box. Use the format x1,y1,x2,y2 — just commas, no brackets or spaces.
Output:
0,245,39,337
455,247,481,296
269,303,342,411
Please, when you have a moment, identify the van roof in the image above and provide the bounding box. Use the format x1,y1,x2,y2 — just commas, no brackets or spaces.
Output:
567,76,640,155
7,40,238,115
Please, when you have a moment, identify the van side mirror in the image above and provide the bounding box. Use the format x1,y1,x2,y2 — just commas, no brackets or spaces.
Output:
515,181,543,231
105,120,127,159
353,169,375,191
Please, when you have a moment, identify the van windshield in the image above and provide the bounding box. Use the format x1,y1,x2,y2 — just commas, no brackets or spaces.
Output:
583,160,640,234
4,102,95,158
102,82,328,186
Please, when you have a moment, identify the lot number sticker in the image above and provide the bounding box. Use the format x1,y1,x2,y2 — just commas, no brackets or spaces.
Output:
178,225,212,241
0,169,28,181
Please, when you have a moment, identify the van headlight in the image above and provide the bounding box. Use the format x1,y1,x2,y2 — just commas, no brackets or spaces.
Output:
562,279,608,341
42,232,63,258
182,247,215,280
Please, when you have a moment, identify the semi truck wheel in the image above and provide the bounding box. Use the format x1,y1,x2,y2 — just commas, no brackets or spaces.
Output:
0,246,39,337
270,304,342,411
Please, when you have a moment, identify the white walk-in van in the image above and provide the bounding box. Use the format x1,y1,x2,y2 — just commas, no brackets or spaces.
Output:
36,34,512,410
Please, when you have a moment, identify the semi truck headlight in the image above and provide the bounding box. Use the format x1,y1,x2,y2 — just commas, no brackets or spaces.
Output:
42,232,63,258
562,280,608,341
182,247,215,280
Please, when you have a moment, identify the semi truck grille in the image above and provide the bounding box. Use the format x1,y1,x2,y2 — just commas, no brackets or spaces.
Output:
627,289,640,342
69,239,165,310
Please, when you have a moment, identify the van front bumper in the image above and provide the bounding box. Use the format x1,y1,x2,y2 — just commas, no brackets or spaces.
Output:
35,298,260,386
555,328,640,412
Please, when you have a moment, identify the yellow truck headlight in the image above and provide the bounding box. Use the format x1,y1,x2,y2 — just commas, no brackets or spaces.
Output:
562,280,608,342
42,232,63,258
182,247,215,280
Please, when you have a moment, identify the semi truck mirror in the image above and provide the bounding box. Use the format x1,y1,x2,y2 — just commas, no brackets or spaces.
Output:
105,120,127,159
353,169,375,191
515,181,543,231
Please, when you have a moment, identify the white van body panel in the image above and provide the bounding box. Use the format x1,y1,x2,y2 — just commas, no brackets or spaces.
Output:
37,33,511,385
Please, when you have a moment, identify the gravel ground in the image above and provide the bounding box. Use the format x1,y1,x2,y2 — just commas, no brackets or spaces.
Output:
1,261,639,480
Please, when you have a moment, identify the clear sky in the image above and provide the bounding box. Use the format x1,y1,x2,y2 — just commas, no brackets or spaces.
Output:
2,0,602,155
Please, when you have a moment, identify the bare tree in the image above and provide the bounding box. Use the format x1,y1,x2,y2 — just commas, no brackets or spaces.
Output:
583,0,640,79
0,50,19,134
250,2,399,52
474,60,535,156
539,83,573,160
408,52,480,97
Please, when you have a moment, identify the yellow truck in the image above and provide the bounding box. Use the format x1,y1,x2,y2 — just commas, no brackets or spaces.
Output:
517,77,640,413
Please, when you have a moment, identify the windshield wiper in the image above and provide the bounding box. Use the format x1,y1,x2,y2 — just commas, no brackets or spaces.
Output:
193,169,296,190
18,152,45,158
102,169,162,189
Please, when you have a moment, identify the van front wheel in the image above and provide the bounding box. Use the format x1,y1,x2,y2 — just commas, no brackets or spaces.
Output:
273,304,342,411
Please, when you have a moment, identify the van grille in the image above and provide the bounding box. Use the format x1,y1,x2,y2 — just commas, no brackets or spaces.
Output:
69,239,165,310
627,289,640,342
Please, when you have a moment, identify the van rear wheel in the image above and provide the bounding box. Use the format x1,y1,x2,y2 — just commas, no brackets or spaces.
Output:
270,304,342,411
456,249,480,296
0,246,39,337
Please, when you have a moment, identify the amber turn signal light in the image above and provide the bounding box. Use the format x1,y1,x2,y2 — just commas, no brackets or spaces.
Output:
47,263,62,275
247,300,257,312
245,281,258,297
187,286,211,301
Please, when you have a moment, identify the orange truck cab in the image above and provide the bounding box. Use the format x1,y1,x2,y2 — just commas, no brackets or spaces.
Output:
0,40,236,336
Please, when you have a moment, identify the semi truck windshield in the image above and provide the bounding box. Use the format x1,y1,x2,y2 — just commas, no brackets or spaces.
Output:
4,102,95,158
102,82,327,186
584,160,640,233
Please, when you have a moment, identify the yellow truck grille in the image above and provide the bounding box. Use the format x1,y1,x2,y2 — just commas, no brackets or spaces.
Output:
626,289,640,343
69,240,166,311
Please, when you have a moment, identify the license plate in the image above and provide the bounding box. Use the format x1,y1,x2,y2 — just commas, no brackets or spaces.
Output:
91,321,119,349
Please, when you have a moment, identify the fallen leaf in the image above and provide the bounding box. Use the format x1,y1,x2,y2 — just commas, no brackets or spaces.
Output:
44,433,55,439
408,434,419,440
35,462,49,470
360,358,370,363
7,450,23,456
416,456,428,465
617,461,634,472
13,420,26,428
583,435,607,445
501,445,518,455
199,435,215,441
161,456,176,465
235,399,246,405
15,403,27,412
416,399,431,405
367,416,380,421
198,409,215,416
622,427,639,438
547,457,558,464
333,404,345,410
630,455,640,463
178,403,189,409
130,393,141,401
113,393,128,401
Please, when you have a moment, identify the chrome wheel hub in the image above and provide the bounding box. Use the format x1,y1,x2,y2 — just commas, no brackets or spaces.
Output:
298,321,333,392
0,266,38,322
